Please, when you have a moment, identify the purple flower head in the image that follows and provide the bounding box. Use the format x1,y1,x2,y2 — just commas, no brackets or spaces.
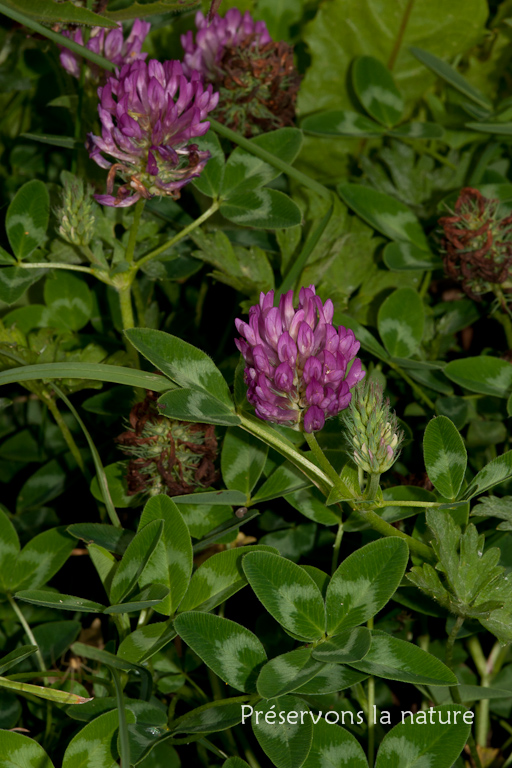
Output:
86,59,219,207
60,19,151,81
235,286,365,433
181,10,299,137
181,9,271,81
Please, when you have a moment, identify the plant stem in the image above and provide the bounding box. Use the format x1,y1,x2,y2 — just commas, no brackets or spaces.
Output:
303,430,344,488
112,668,131,768
210,118,332,200
44,396,87,476
389,361,435,410
365,472,381,501
367,617,375,768
353,506,436,562
331,522,344,574
17,262,94,275
7,595,45,672
132,280,146,327
496,308,512,348
118,284,139,367
136,200,220,269
125,199,145,264
387,0,415,70
467,635,490,748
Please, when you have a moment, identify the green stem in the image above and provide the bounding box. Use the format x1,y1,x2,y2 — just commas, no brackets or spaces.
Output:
277,205,333,297
331,522,344,575
353,506,436,562
132,280,146,327
125,199,145,264
367,617,375,768
7,595,45,672
135,200,220,269
44,396,87,476
419,270,432,299
112,668,131,768
303,430,344,488
210,118,331,200
365,472,381,501
118,284,139,367
0,2,117,74
467,635,490,748
389,362,435,410
496,308,512,349
16,262,94,275
387,0,415,70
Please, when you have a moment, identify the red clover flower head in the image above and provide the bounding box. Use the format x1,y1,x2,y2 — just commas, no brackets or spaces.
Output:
235,286,365,433
181,10,299,137
86,59,219,207
60,20,151,81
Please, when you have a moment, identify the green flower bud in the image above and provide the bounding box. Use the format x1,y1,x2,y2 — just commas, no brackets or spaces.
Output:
55,172,96,247
343,379,403,474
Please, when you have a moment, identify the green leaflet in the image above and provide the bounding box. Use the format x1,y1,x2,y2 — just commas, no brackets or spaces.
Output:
350,630,457,685
5,179,49,260
352,55,404,127
423,416,467,500
378,287,425,358
0,730,55,768
252,696,313,768
174,612,267,693
62,709,136,768
221,427,268,496
311,627,372,664
256,647,325,699
326,538,409,636
242,551,326,640
303,717,368,768
109,519,164,605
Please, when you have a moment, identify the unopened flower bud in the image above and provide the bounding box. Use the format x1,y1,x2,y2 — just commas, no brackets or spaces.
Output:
116,391,219,496
343,379,403,474
55,173,96,246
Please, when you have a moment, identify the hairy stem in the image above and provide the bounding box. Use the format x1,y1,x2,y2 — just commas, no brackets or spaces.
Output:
331,522,344,574
467,635,490,748
367,617,375,768
118,284,139,367
16,262,94,275
8,595,46,672
44,396,87,477
125,199,146,264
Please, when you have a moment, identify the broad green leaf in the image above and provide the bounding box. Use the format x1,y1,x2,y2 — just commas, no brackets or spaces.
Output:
333,311,390,362
388,121,444,139
157,388,242,426
350,630,457,685
67,523,133,556
423,416,467,500
0,245,15,264
378,288,424,358
0,645,37,675
251,461,312,504
0,506,20,593
326,538,409,636
174,612,267,693
294,664,368,695
0,266,46,305
2,0,117,26
221,189,302,230
383,241,442,271
223,759,251,768
463,450,512,499
466,122,512,135
138,495,193,616
20,132,78,149
242,551,326,640
311,627,372,663
444,356,512,398
192,132,225,198
118,621,177,664
257,648,326,699
338,184,428,249
6,180,49,259
221,427,268,496
410,46,492,110
15,590,105,613
103,0,199,21
125,329,233,408
104,584,169,613
8,527,75,592
109,519,164,605
284,486,341,526
71,642,152,698
170,696,250,736
0,730,55,768
88,544,117,601
0,675,92,705
380,485,437,524
303,717,368,768
173,490,247,507
62,709,135,768
471,495,512,531
33,620,80,668
178,545,278,614
222,128,303,198
0,363,173,392
375,704,471,768
301,110,386,137
192,510,261,554
90,461,139,509
353,56,404,127
44,272,93,332
252,696,313,768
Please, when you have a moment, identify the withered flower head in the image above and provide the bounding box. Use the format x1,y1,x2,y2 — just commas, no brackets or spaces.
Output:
439,187,512,300
181,10,300,137
116,391,219,496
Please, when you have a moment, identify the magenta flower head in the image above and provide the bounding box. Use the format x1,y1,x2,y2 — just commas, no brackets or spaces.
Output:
60,20,151,81
181,10,299,137
235,286,365,433
86,59,219,207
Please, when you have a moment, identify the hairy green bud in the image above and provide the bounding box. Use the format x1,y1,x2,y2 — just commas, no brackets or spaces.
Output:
343,379,403,474
55,171,96,247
